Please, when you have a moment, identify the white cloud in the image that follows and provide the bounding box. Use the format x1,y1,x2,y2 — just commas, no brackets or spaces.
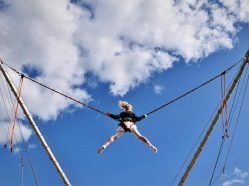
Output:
28,144,37,149
234,167,249,180
220,0,249,22
0,0,90,121
13,146,22,154
223,179,244,186
0,0,249,122
0,121,32,146
77,0,249,95
222,167,249,186
154,84,164,95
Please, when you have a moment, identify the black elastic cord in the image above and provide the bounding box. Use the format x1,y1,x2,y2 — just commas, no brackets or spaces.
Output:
1,60,108,117
146,60,242,116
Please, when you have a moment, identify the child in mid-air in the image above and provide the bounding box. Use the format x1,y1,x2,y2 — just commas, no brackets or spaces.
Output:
98,101,157,154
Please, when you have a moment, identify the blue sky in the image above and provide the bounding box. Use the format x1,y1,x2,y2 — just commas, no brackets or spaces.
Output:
0,0,249,186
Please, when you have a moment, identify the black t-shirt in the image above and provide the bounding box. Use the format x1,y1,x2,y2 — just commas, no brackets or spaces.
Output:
109,111,145,123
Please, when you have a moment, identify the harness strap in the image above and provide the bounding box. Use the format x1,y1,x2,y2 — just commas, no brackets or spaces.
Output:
119,123,131,132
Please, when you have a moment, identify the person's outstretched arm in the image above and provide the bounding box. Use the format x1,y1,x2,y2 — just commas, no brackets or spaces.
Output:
135,114,148,122
106,112,120,120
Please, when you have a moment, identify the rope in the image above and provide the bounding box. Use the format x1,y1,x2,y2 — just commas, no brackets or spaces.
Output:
10,76,24,152
208,74,230,185
0,73,14,148
146,60,242,116
170,73,234,186
169,101,220,186
209,66,248,186
170,63,243,185
208,138,225,186
210,168,224,186
0,81,12,141
1,60,107,116
222,73,249,173
208,72,231,185
210,65,249,186
223,74,229,137
16,119,40,186
220,75,225,136
21,155,24,186
1,59,242,118
1,67,40,186
1,83,27,185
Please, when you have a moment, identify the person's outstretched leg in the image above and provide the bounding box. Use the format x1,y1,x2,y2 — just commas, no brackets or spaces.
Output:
98,127,125,154
130,125,157,153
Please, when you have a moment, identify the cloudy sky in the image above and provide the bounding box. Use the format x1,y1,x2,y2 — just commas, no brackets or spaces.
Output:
0,0,249,185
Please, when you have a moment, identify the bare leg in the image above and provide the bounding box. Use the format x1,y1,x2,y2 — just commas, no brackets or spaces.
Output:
130,125,157,153
98,127,125,154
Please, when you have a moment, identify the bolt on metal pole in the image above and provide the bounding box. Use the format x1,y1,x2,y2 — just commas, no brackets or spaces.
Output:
178,50,249,186
0,60,71,186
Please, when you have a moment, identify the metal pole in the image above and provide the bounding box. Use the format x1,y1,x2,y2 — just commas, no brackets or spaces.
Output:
0,60,71,186
178,50,249,186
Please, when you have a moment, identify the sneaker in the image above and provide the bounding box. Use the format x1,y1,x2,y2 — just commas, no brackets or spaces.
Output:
97,147,105,154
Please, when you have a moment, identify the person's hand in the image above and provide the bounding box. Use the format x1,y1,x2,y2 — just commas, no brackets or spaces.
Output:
143,114,148,118
106,112,111,117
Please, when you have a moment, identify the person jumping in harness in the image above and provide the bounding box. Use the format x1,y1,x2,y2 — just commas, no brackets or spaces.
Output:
97,101,157,154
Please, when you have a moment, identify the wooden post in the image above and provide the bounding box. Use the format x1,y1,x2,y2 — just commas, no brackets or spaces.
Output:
0,60,71,186
178,50,249,186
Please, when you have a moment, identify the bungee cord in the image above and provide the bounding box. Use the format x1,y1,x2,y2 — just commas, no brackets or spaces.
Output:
1,59,107,116
146,59,242,116
0,52,248,186
0,58,243,119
